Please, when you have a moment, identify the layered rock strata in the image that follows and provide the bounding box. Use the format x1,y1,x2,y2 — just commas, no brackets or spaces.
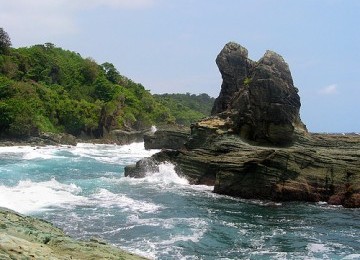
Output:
127,127,360,207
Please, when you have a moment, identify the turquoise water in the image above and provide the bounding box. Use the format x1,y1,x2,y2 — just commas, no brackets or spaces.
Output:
0,143,359,259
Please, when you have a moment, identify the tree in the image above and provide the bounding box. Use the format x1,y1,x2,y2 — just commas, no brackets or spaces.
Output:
101,62,120,84
94,77,114,102
0,28,12,54
82,58,100,84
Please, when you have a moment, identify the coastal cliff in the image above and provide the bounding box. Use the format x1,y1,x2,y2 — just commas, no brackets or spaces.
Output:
125,42,360,208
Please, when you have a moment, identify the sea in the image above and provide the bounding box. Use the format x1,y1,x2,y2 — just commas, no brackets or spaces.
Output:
0,142,359,260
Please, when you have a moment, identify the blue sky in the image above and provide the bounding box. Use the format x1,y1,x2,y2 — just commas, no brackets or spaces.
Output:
1,0,359,132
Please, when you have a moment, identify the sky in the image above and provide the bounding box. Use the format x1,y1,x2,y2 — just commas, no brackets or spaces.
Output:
0,0,359,132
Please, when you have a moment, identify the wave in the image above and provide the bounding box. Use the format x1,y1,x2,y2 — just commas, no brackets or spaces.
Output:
90,188,162,213
0,178,86,214
0,142,159,164
142,162,190,185
0,145,63,160
0,179,162,215
68,142,160,164
105,162,214,197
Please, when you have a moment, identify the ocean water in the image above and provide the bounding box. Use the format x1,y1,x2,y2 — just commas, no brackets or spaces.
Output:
0,143,359,259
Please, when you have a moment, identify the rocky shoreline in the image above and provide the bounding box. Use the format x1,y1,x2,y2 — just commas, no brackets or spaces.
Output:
127,127,360,208
125,42,360,208
0,208,147,259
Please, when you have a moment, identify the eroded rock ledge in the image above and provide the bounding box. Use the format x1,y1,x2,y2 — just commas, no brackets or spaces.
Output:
125,42,360,208
0,208,147,259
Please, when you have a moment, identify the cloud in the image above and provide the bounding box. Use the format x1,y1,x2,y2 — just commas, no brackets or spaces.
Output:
318,84,338,95
0,0,155,46
0,0,155,11
74,0,155,9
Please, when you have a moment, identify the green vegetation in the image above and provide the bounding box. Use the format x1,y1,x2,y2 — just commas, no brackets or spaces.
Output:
154,93,215,125
243,77,252,86
0,28,11,54
0,29,173,138
0,28,215,139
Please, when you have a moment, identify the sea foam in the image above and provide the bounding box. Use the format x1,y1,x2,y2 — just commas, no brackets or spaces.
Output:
0,178,86,214
70,142,159,164
90,188,162,213
143,162,189,185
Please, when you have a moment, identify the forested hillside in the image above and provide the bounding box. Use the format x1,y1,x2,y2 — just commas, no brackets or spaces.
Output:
154,93,214,125
0,28,213,139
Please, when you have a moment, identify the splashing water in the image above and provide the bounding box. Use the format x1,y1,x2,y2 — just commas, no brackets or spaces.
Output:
151,125,157,133
0,143,359,259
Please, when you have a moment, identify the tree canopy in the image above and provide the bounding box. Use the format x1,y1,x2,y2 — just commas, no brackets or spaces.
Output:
0,28,12,54
0,37,215,139
154,93,215,125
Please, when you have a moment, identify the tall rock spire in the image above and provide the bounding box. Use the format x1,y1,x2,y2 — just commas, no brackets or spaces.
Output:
212,42,307,145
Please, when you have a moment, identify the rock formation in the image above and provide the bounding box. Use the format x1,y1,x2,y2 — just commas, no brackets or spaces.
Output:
0,208,147,259
143,126,189,150
125,42,360,208
212,42,307,146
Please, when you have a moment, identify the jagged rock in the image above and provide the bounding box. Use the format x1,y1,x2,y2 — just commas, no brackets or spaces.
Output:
212,42,307,146
124,150,180,178
0,208,147,259
125,157,160,178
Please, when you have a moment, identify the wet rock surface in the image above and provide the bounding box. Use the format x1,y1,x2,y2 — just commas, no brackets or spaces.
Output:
0,208,148,259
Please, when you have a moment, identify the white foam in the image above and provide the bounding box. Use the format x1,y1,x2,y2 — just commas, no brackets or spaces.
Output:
151,125,157,133
160,218,208,244
0,145,69,160
143,162,189,185
306,243,330,254
343,254,360,259
115,162,215,198
0,178,87,214
121,217,208,259
0,142,159,164
70,142,159,164
22,147,60,160
90,188,162,213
